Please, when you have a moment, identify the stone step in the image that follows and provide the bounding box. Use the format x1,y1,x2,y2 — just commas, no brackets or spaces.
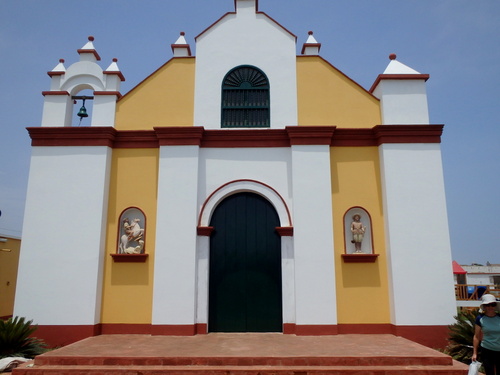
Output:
11,334,471,375
32,354,453,367
14,362,469,375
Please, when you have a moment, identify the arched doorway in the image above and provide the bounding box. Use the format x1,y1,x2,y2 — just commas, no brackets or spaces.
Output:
208,192,282,332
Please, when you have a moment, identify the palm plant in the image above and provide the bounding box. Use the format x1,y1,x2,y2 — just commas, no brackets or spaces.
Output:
0,316,47,359
446,308,479,364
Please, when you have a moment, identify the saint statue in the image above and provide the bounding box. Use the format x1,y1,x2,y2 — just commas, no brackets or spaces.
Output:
350,214,366,253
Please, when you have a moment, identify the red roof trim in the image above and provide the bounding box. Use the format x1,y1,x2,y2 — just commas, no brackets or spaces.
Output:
170,44,192,56
369,73,430,93
103,70,126,82
196,3,296,41
452,261,467,274
77,48,101,61
42,91,70,96
47,71,65,77
94,91,122,99
298,56,379,100
301,43,321,55
118,57,195,102
26,125,444,148
256,11,297,41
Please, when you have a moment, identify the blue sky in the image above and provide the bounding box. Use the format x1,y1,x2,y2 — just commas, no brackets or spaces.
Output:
0,1,499,265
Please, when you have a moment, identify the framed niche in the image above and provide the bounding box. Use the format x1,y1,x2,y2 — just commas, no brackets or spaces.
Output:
111,207,148,263
341,207,378,263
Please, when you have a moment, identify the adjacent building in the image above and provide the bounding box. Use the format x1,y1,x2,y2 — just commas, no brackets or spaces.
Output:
0,234,21,319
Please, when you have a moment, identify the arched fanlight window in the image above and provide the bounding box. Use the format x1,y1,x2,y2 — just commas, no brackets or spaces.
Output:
221,65,270,128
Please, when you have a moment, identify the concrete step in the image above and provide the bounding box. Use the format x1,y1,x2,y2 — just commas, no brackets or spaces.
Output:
32,354,453,367
13,362,470,375
11,334,470,375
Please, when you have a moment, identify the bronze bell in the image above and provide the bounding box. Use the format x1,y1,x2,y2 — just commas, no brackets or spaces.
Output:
77,99,88,118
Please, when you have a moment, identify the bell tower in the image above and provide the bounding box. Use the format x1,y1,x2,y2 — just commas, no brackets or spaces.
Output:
41,36,124,127
14,37,125,343
370,54,456,333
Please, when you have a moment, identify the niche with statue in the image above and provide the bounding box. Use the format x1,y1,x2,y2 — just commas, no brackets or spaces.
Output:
342,207,378,263
111,207,148,262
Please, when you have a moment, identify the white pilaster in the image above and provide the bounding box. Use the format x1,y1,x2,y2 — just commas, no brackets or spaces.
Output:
196,235,209,325
14,146,111,325
291,145,336,325
152,145,200,325
379,143,456,325
281,235,296,324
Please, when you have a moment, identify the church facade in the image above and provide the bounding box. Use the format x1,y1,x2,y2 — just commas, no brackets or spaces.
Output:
14,0,456,348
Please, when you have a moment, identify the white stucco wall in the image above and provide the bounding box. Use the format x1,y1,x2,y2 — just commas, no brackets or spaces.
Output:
152,145,200,325
379,143,456,326
14,146,111,325
194,0,298,129
290,145,336,325
157,145,336,328
374,80,429,125
196,148,294,326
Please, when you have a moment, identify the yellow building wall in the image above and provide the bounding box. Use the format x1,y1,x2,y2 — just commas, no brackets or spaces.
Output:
297,56,381,128
0,237,21,318
331,147,390,324
115,58,195,130
101,148,159,324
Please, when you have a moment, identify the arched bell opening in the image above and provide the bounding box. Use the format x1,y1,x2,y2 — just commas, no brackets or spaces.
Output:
71,87,94,126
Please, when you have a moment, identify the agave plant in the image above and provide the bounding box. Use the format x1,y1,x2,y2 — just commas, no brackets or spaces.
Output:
0,316,47,359
445,309,479,364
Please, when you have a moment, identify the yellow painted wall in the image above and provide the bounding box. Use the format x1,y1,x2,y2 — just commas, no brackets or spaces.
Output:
115,58,195,130
297,56,381,128
101,148,159,323
0,236,21,318
331,147,390,324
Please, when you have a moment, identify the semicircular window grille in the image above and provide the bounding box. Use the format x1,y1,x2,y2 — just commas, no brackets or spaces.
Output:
221,65,270,128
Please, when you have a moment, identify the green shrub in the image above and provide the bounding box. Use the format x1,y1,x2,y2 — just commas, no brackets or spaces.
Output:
0,316,47,359
445,308,479,364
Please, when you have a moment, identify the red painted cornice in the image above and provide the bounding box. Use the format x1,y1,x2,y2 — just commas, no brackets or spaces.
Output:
28,127,116,147
369,73,430,93
94,91,122,99
27,125,444,148
42,91,70,96
201,129,289,148
103,70,126,82
373,124,443,145
154,126,204,146
287,126,336,145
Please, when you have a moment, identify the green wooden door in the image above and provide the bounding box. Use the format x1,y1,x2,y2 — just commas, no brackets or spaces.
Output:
209,192,282,332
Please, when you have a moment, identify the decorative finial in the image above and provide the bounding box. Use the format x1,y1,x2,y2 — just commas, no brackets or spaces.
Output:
113,58,118,62
180,31,185,36
308,31,313,35
59,59,65,63
389,53,397,60
88,36,95,41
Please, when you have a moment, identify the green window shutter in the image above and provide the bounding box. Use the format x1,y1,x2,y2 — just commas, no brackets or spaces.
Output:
221,66,270,128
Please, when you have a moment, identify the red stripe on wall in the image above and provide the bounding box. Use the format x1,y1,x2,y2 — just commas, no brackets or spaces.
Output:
31,323,451,349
